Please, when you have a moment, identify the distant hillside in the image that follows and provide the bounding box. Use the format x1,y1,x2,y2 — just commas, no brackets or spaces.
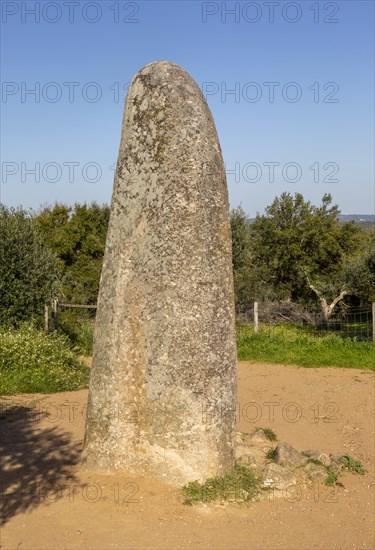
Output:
248,213,374,229
338,214,374,230
338,214,374,223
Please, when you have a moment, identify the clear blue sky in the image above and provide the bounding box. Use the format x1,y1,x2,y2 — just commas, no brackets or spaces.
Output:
1,0,374,217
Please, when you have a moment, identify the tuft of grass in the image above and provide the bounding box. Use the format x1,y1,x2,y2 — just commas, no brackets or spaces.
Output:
339,455,367,475
258,427,277,441
0,323,89,394
237,323,375,370
181,464,261,505
324,470,338,486
73,321,94,356
58,311,95,356
266,448,277,461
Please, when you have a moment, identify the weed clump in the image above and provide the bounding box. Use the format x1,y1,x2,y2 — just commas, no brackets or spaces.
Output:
0,323,89,394
339,455,367,475
266,448,277,461
258,427,278,441
324,470,338,486
182,464,261,505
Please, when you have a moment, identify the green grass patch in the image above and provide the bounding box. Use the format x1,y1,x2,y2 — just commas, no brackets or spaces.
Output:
182,464,261,505
0,323,89,394
58,310,95,355
324,470,338,486
237,323,375,370
67,320,94,356
339,455,367,475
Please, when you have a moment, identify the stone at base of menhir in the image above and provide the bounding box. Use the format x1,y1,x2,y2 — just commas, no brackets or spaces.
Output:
274,441,308,467
304,462,328,481
262,463,297,491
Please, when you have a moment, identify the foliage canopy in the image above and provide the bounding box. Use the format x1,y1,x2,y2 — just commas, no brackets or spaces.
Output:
0,205,63,326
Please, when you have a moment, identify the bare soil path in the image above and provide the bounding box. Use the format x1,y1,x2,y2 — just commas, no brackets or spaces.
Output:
1,362,374,549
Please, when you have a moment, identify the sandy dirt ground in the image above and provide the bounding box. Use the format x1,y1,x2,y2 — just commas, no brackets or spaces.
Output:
1,362,374,550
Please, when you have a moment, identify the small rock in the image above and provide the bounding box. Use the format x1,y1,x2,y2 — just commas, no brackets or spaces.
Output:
262,463,297,490
302,450,331,467
329,455,345,474
234,432,245,445
235,443,265,468
304,462,328,481
275,441,307,467
251,429,270,444
317,453,331,467
302,449,316,458
235,444,251,459
236,452,258,468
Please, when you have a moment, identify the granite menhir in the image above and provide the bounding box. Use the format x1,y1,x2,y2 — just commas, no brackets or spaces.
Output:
81,61,237,485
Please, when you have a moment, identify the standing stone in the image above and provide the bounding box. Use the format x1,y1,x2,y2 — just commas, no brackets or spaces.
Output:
81,61,237,485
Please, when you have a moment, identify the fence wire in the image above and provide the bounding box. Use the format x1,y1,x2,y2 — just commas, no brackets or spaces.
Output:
237,303,374,342
49,300,374,344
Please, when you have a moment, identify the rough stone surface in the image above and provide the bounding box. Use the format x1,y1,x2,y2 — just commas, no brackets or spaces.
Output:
302,450,331,467
81,61,237,484
234,431,246,445
329,455,345,474
234,434,358,498
262,463,297,490
304,462,328,482
275,441,308,467
250,429,271,444
235,450,258,468
235,445,264,468
235,430,275,468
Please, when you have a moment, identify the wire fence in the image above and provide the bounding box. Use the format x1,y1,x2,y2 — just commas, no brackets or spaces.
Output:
47,300,375,344
237,302,375,341
237,302,374,342
315,305,373,341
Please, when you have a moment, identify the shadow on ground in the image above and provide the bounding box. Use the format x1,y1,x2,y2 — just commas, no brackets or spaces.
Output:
0,403,82,525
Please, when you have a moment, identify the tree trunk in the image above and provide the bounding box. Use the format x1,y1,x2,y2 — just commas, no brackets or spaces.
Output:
307,278,348,322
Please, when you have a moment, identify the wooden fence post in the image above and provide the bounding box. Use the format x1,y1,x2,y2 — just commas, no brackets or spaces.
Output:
44,305,49,334
53,299,58,332
254,301,259,334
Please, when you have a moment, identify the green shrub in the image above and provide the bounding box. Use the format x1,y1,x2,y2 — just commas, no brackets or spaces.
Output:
0,323,89,394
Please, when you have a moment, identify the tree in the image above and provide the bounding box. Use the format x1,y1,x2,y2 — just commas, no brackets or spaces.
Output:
0,205,63,326
230,206,276,313
231,206,251,272
249,193,363,316
306,277,349,321
35,202,110,304
344,228,375,304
